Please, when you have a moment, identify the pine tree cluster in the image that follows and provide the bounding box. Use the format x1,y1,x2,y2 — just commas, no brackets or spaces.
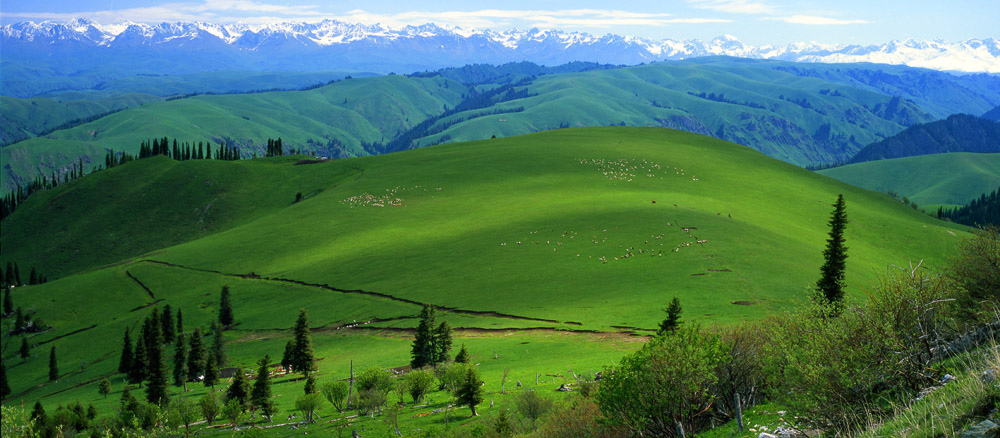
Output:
938,186,1000,226
410,305,453,369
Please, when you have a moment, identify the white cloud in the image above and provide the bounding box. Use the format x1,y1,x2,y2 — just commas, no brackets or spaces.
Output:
687,0,774,15
766,15,869,25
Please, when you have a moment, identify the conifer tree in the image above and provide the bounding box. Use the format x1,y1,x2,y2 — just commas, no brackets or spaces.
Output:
211,321,227,367
14,263,20,286
204,353,219,388
4,261,12,286
31,401,46,424
173,333,188,391
454,344,470,364
176,309,184,335
291,309,316,376
251,355,276,420
219,285,234,327
816,194,849,314
456,366,485,417
281,340,294,375
303,374,317,395
2,362,11,399
410,305,437,369
226,368,250,410
657,297,683,335
20,336,31,359
161,305,175,344
28,268,37,285
434,321,453,363
187,328,205,381
48,346,59,381
130,335,147,385
3,288,12,315
145,313,170,406
14,307,25,332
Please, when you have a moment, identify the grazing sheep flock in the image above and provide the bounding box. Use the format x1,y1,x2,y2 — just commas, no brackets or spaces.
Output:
341,185,443,208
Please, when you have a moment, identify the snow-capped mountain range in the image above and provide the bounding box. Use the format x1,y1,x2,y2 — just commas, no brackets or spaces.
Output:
3,18,998,74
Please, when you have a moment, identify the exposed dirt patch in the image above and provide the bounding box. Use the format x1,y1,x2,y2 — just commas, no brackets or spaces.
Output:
732,301,756,306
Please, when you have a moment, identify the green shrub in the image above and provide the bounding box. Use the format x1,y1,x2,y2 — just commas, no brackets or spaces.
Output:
596,324,726,436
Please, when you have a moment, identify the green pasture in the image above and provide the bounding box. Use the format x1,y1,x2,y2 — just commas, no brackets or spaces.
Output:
1,127,970,433
818,152,1000,206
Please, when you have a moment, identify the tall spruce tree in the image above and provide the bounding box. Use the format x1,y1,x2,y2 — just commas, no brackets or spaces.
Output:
118,328,133,374
3,288,13,315
816,194,849,314
173,333,188,391
226,368,250,410
434,321,453,363
291,309,316,376
203,353,219,388
176,309,184,335
410,305,437,369
211,321,227,367
250,355,276,420
145,312,170,406
161,305,175,344
187,328,205,381
281,340,294,375
129,335,147,385
20,337,31,359
657,297,683,335
1,362,10,399
219,285,234,327
456,366,485,417
48,346,58,381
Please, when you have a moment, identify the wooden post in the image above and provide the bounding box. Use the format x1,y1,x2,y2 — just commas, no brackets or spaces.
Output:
347,360,355,410
735,393,744,433
535,373,538,385
676,420,686,438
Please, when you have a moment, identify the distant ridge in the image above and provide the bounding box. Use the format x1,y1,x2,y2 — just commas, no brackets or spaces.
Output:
2,18,998,98
848,114,1000,163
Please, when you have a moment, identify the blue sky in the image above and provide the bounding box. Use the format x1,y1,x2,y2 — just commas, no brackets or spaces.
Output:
1,0,996,45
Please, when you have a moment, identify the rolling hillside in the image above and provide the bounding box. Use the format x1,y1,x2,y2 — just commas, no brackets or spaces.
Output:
848,114,1000,163
0,94,162,146
819,152,1000,207
13,59,1000,191
1,127,969,428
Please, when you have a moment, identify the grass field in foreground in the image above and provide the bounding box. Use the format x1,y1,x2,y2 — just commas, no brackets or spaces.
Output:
2,127,969,431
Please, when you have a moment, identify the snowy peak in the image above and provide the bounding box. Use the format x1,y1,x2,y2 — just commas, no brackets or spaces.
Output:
2,19,998,73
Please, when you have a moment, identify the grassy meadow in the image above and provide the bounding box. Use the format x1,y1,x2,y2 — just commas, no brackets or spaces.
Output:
1,127,972,435
818,152,1000,207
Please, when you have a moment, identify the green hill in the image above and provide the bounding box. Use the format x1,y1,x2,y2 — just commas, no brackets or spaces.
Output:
848,114,1000,163
6,59,969,192
1,127,969,429
819,152,1000,207
0,94,162,146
